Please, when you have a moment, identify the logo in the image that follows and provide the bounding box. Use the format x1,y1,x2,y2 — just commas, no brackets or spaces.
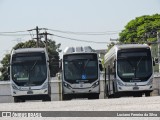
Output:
1,112,42,118
80,84,83,87
2,112,11,117
82,74,86,79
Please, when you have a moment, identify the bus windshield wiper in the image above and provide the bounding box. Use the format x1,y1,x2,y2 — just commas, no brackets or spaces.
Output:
82,59,90,75
136,56,143,68
27,60,38,86
84,59,90,70
30,60,38,71
133,56,144,78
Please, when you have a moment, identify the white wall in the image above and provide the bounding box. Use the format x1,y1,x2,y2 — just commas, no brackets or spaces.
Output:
0,76,159,103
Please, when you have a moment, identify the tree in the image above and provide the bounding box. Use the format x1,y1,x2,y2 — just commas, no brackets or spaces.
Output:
0,54,10,80
119,14,160,43
0,40,61,80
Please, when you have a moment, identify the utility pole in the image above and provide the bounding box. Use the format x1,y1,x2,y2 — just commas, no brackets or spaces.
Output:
36,26,39,47
39,31,53,51
28,26,45,48
44,31,48,49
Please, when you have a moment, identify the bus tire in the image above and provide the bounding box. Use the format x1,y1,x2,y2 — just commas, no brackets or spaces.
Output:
88,93,99,99
14,97,25,103
20,99,25,102
145,92,151,97
63,95,71,100
108,94,114,98
42,96,51,102
133,93,142,97
114,93,120,98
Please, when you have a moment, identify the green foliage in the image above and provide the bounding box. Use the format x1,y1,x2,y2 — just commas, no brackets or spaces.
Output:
0,54,10,80
0,40,61,80
13,40,37,49
119,14,160,43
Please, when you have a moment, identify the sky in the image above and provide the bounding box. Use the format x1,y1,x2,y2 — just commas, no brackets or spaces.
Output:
0,0,160,60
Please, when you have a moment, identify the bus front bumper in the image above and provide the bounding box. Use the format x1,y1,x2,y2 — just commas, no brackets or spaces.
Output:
63,81,100,94
12,88,49,96
63,87,100,94
117,84,153,92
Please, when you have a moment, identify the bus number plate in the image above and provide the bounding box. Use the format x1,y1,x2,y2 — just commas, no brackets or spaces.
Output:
133,86,139,90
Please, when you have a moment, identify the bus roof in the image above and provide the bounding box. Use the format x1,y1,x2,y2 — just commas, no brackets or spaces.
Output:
114,44,149,50
12,48,47,54
104,44,150,62
63,46,96,55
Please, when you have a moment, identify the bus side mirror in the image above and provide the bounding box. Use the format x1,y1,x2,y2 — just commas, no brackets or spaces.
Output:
99,64,103,71
99,60,103,71
153,60,155,66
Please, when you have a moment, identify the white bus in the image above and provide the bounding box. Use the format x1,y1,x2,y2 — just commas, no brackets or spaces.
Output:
10,48,51,102
104,44,154,98
61,46,102,100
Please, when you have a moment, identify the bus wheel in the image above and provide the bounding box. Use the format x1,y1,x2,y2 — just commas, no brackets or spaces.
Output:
20,99,25,102
108,94,114,98
42,96,51,102
145,92,151,97
114,93,120,98
14,97,23,103
88,94,99,99
63,95,71,100
133,93,142,97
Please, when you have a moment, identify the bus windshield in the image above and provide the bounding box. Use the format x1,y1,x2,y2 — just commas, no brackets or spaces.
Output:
117,49,152,82
63,54,98,83
11,52,47,86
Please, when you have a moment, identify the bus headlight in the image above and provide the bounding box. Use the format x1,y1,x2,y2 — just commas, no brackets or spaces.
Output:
63,82,72,89
12,84,19,90
41,82,48,89
92,81,99,88
146,78,153,85
117,80,125,86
